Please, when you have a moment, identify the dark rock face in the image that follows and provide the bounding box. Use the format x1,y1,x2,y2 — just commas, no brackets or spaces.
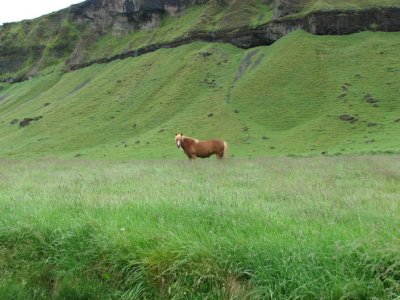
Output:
0,45,44,79
273,0,307,18
304,7,400,35
104,0,208,14
250,7,400,47
96,0,208,14
70,0,208,34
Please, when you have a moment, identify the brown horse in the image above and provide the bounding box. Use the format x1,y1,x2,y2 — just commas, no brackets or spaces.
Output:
175,133,228,160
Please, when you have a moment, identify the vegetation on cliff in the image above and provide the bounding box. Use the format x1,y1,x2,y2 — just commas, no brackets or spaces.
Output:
1,0,399,81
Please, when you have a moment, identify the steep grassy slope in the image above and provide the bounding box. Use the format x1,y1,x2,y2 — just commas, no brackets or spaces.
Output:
231,31,400,156
0,30,399,159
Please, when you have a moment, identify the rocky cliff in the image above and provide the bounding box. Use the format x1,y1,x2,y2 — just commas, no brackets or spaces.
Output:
70,0,209,34
68,6,400,71
0,0,215,82
1,0,400,81
273,0,308,18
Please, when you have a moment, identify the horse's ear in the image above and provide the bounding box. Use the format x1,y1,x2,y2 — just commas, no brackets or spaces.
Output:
181,133,183,136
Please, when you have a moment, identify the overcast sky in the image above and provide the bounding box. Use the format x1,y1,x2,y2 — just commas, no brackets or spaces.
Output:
0,0,84,25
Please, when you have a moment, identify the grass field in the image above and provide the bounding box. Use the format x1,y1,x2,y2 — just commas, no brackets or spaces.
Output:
1,1,400,299
0,156,399,299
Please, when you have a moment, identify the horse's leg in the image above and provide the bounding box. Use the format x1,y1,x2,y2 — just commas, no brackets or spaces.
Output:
215,148,225,160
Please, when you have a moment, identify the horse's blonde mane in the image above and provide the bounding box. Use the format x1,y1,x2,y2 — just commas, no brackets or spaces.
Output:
183,135,199,143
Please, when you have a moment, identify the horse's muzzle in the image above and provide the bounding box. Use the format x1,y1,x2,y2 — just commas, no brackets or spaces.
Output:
177,145,181,148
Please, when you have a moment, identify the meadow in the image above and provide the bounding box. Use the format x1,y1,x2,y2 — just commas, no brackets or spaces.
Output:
1,156,399,299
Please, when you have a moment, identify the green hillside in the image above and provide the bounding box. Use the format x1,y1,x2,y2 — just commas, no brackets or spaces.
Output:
0,30,399,159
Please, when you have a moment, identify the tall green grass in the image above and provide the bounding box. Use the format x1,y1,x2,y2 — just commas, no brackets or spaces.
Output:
1,156,399,298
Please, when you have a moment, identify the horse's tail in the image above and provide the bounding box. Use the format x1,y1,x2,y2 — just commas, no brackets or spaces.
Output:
223,141,228,158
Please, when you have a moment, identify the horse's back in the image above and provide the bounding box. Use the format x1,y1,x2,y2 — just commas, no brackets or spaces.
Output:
211,139,225,151
195,139,225,157
192,140,213,157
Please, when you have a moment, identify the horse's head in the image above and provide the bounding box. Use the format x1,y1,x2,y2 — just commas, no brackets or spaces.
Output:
175,133,183,148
